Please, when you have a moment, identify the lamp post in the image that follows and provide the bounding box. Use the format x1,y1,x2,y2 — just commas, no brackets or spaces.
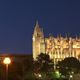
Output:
3,57,11,80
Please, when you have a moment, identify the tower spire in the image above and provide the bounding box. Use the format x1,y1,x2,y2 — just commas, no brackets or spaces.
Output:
65,33,68,39
35,20,40,31
33,21,45,60
36,20,39,26
76,34,78,40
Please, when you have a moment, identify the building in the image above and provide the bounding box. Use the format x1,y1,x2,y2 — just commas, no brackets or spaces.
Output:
32,21,80,64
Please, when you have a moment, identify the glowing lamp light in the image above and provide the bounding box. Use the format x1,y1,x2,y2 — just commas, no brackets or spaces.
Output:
38,74,42,78
55,70,61,78
3,57,11,65
70,75,73,78
3,57,11,80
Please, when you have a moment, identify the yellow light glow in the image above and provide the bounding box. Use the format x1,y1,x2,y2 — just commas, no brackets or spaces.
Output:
3,57,11,65
38,74,42,77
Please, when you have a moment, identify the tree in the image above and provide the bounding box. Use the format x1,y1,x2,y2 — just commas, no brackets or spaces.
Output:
57,57,80,75
33,53,54,73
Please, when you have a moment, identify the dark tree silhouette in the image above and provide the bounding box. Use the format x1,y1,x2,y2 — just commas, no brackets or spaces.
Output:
57,57,80,75
33,53,54,73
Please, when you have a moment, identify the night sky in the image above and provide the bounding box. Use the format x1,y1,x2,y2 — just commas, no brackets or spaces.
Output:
0,0,80,54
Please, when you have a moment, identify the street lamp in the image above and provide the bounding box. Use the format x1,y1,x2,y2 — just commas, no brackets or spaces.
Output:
3,57,11,80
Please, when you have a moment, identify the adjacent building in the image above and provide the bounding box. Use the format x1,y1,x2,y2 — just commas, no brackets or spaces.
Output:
32,21,80,64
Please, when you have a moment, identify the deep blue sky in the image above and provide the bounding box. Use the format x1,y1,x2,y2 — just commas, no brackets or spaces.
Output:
0,0,80,54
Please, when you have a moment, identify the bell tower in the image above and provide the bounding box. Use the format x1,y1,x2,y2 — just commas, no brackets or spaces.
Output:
32,21,45,60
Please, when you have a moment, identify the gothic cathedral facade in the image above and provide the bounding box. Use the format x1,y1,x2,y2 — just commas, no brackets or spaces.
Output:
32,21,80,63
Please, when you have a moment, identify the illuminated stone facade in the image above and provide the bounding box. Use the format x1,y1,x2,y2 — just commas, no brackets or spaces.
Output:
33,21,80,63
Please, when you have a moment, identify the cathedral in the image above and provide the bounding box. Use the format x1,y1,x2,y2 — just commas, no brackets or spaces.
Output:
32,21,80,64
